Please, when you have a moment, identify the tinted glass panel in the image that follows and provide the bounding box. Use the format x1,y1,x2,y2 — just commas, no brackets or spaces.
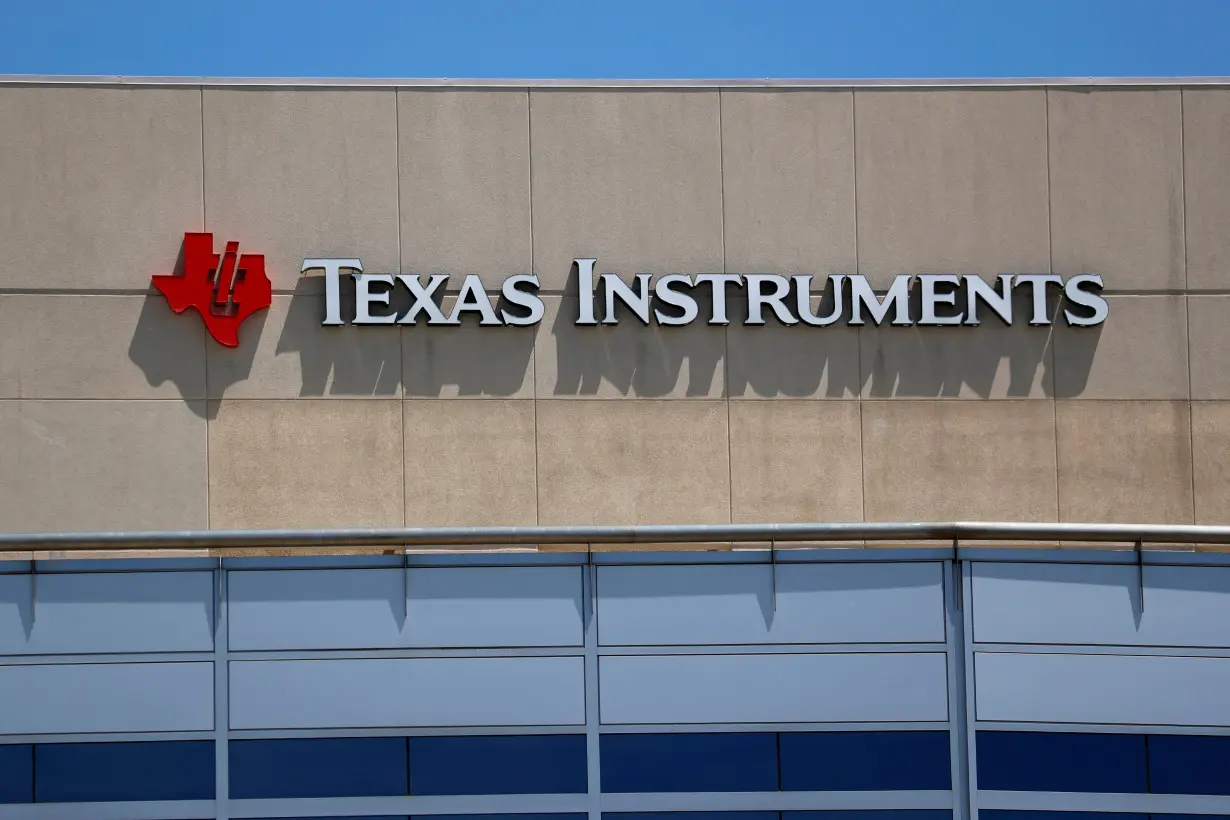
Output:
979,814,1147,820
607,813,779,820
0,745,32,804
1149,735,1230,795
230,737,407,799
976,732,1147,793
779,732,950,791
423,815,585,820
409,735,586,795
785,813,953,820
600,733,778,793
34,741,214,802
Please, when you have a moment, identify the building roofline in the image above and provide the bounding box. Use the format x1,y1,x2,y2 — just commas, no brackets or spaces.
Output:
2,74,1230,89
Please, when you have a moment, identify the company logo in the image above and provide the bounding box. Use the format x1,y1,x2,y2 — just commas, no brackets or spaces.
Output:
153,233,272,347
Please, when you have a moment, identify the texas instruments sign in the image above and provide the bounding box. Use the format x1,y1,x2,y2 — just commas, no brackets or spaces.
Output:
154,233,1108,346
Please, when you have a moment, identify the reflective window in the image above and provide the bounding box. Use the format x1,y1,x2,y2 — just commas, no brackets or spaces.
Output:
978,814,1147,820
1149,735,1230,795
409,735,587,795
424,815,585,820
784,813,953,820
34,741,214,803
0,745,32,804
779,732,951,791
229,737,407,799
976,732,1147,793
601,733,778,793
607,813,779,820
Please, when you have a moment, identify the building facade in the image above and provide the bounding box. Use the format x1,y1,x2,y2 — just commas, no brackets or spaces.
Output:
1,78,1230,819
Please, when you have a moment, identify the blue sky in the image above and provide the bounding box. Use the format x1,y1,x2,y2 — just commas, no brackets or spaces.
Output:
3,0,1230,79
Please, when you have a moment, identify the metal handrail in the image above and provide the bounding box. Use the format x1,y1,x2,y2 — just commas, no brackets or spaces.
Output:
1,521,1230,552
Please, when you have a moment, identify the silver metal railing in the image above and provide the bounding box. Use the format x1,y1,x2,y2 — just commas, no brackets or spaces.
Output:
1,521,1230,552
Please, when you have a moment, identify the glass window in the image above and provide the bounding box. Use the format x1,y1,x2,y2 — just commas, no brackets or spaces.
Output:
600,733,778,793
785,813,953,820
409,735,586,795
607,813,779,820
0,745,32,804
779,732,951,791
1149,735,1230,795
976,732,1147,793
34,740,214,803
229,737,407,799
423,815,585,820
978,814,1147,820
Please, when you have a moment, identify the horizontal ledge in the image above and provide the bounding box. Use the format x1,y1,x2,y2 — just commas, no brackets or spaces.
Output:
1,74,1230,89
2,521,1230,551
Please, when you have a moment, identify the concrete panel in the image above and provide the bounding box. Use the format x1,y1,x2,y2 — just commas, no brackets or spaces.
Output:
1193,401,1230,525
535,400,730,525
1188,297,1230,400
529,91,723,291
399,90,531,290
0,86,203,289
1049,89,1185,290
203,89,399,290
404,298,535,398
0,400,207,533
1053,296,1188,400
597,562,945,646
726,297,861,399
0,661,213,734
0,294,206,399
1183,89,1230,289
599,652,949,724
721,90,856,278
230,656,585,729
861,401,1058,521
1056,401,1193,524
229,566,582,649
208,295,402,399
208,400,403,529
535,297,725,399
728,401,863,524
854,89,1049,286
860,303,1052,399
403,400,537,527
972,562,1230,647
0,571,213,654
975,651,1230,726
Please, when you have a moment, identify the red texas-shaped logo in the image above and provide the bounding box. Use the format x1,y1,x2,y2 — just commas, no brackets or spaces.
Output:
153,232,272,347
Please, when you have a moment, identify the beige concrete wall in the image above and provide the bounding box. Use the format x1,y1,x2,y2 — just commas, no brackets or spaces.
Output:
0,83,1227,536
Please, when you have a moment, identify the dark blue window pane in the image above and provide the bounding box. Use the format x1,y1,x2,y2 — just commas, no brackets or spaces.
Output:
779,732,951,791
976,732,1147,793
230,737,407,799
607,813,779,820
423,815,585,820
409,735,586,795
1150,735,1230,795
0,745,32,804
257,817,407,820
785,813,953,820
979,814,1147,820
35,741,214,802
600,733,778,793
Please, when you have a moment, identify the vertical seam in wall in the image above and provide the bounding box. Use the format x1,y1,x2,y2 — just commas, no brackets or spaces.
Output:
528,88,542,525
394,89,407,527
1180,89,1197,523
718,89,734,525
1045,88,1062,524
200,85,212,530
852,90,867,527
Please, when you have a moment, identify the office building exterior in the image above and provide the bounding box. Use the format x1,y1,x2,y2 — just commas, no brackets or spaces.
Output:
1,77,1230,820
